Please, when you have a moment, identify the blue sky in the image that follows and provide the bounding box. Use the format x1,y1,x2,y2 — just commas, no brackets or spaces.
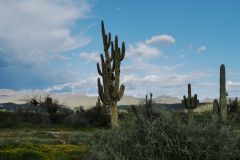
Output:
0,0,240,99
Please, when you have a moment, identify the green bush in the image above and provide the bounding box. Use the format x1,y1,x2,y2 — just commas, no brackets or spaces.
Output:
86,109,240,160
64,106,110,127
67,132,90,144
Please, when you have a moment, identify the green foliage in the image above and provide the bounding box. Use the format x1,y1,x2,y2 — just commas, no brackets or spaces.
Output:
0,144,86,160
64,106,110,127
86,109,240,160
67,132,90,145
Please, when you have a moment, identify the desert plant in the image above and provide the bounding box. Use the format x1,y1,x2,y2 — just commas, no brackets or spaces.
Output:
28,95,63,124
65,106,110,127
97,20,125,128
145,92,153,107
213,99,220,114
214,64,228,122
145,92,153,119
182,83,199,124
229,97,239,113
86,109,240,160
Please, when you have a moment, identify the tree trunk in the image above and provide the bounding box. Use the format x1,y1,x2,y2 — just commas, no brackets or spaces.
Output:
110,105,119,128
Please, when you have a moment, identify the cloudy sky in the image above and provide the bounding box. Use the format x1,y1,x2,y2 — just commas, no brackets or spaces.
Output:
0,0,240,99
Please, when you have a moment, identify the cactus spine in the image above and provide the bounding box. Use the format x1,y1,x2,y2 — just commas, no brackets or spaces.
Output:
214,64,228,122
97,20,125,128
182,83,199,124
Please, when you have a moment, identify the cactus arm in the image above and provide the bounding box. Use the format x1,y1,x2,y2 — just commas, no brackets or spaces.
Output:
188,83,191,98
97,63,103,76
110,41,115,62
120,42,125,61
111,42,115,72
97,78,109,105
111,85,125,102
113,48,121,96
182,95,189,109
101,20,111,50
115,36,119,50
213,99,220,114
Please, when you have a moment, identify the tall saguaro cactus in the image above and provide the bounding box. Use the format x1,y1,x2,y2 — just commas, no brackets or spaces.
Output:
182,83,199,124
213,64,228,122
97,20,125,128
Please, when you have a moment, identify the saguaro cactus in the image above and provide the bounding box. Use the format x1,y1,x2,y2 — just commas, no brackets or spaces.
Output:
145,92,153,119
97,20,125,128
214,64,228,122
145,92,153,107
182,83,199,124
229,97,239,113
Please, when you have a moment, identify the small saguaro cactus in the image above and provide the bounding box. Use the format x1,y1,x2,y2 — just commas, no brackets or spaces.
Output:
214,64,228,122
229,97,239,113
145,92,153,107
182,83,199,124
145,92,153,119
97,20,125,128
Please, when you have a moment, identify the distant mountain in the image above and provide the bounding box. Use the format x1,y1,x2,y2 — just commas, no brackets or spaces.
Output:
0,89,140,109
155,96,181,104
202,97,213,103
0,89,186,109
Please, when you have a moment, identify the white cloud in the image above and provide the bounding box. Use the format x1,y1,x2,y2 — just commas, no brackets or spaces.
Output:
51,54,69,61
197,46,207,53
227,81,240,88
46,75,98,93
0,0,92,66
126,34,176,62
145,35,175,46
127,42,161,61
122,71,212,98
163,63,185,70
79,52,100,62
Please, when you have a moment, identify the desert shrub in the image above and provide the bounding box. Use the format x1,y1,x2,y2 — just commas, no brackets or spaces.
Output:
26,95,72,124
86,109,240,160
64,106,110,127
0,144,86,160
67,131,90,144
0,111,42,128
